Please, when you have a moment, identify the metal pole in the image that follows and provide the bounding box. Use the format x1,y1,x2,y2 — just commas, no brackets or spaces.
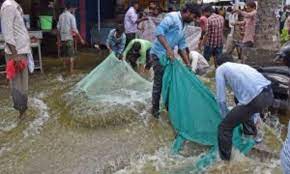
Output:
98,0,101,32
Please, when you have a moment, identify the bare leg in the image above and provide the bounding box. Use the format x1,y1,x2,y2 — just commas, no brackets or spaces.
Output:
19,110,26,121
70,58,74,74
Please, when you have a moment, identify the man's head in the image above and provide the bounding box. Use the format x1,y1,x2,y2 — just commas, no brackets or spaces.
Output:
227,7,233,13
115,25,124,38
181,3,201,24
149,1,157,9
131,0,140,11
148,2,157,15
132,42,141,53
245,1,256,12
202,5,214,18
216,53,234,66
152,7,160,16
65,2,74,12
128,42,141,68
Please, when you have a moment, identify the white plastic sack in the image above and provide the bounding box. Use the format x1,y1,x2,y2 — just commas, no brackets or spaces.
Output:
174,26,202,58
184,25,202,51
27,53,35,73
189,51,210,75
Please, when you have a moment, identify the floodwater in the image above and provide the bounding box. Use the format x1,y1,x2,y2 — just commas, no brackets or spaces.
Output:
0,51,288,174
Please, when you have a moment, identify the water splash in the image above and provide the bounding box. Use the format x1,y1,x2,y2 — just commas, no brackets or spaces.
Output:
114,147,199,174
23,98,50,137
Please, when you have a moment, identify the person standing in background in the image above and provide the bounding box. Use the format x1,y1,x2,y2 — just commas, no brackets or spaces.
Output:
124,0,148,46
202,5,224,66
138,6,162,42
236,1,257,48
198,7,208,50
1,0,31,119
143,1,157,16
57,3,85,74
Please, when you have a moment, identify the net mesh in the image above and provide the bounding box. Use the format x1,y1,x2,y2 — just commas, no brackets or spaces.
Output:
65,51,254,171
65,53,152,127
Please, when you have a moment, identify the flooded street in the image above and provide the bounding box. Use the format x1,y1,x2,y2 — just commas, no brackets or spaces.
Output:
0,51,288,174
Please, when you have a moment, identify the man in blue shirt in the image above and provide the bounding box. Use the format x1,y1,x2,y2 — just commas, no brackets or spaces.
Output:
215,54,274,161
150,3,200,118
106,25,126,59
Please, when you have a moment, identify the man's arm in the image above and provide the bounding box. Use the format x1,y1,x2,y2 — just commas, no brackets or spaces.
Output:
71,15,85,44
157,35,174,59
216,67,229,118
118,34,127,58
202,20,210,47
240,10,256,18
123,39,134,58
1,6,18,57
179,49,191,67
155,15,175,60
129,11,148,25
178,37,190,66
106,31,114,52
56,20,62,48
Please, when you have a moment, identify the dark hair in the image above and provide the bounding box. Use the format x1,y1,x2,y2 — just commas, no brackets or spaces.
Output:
65,2,72,9
149,1,156,6
227,7,233,12
246,1,256,9
131,0,139,6
217,53,234,66
182,3,201,16
116,25,124,34
202,4,213,13
132,42,141,52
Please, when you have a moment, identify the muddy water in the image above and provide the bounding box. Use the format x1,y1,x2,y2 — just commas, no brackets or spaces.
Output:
0,52,288,174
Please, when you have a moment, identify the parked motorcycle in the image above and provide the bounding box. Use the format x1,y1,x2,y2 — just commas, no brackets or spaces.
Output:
255,42,290,111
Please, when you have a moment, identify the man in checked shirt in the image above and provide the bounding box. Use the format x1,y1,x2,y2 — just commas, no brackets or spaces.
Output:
202,5,224,67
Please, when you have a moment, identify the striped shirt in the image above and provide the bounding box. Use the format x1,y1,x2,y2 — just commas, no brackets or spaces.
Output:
281,121,290,174
206,13,224,48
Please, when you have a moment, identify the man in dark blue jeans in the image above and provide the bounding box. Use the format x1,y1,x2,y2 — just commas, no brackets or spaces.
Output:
150,4,200,118
202,5,224,66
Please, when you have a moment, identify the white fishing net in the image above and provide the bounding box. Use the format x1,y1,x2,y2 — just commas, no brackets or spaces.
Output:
65,54,152,127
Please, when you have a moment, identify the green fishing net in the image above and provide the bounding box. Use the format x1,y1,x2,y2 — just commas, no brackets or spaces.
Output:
159,56,255,171
65,53,152,127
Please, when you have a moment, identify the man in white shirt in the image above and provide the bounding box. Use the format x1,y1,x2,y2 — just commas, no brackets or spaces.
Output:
1,0,31,119
124,0,147,46
57,3,85,74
